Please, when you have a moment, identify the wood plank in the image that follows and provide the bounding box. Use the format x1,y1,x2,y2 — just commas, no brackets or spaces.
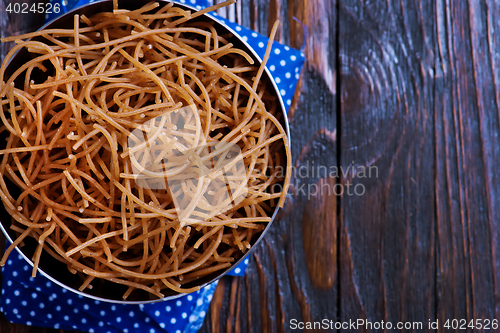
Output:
434,0,500,327
200,0,339,331
339,0,437,329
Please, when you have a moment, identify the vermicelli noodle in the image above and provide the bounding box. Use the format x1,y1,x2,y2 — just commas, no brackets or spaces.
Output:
0,0,290,299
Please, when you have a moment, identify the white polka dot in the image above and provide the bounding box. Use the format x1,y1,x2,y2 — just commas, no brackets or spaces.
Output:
134,323,140,328
82,318,87,324
207,294,213,302
150,328,156,333
56,306,61,311
270,65,276,71
98,321,104,327
275,77,281,83
176,300,182,306
286,72,291,78
291,55,297,61
280,89,286,96
89,329,94,333
7,281,12,286
234,268,241,274
196,298,203,306
145,317,151,323
47,313,52,319
100,310,106,316
166,305,171,312
190,0,196,3
73,308,79,314
64,315,69,321
5,299,10,305
200,310,206,317
67,298,72,305
26,321,32,326
258,42,265,48
180,0,185,2
78,295,84,299
30,311,35,317
12,309,18,314
171,318,177,324
242,36,248,42
116,317,122,323
189,314,197,322
54,324,60,329
21,301,27,306
29,277,36,283
287,99,292,106
182,312,187,318
187,295,193,301
251,32,258,37
61,288,67,293
83,304,89,310
129,311,135,317
95,300,100,305
280,60,286,66
196,4,202,8
274,48,280,55
23,265,29,271
14,290,20,296
235,26,242,31
244,258,249,264
285,46,290,51
12,271,18,277
295,73,300,79
160,322,166,329
155,310,160,317
123,329,128,333
7,260,12,265
111,305,116,311
176,330,181,333
51,293,57,299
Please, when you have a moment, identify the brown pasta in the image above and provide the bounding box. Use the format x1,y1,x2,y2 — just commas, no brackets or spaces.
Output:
0,0,290,299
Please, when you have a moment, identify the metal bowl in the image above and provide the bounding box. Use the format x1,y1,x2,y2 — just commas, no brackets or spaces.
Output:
0,0,290,303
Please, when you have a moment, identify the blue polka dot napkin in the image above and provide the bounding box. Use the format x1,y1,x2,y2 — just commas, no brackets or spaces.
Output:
0,0,305,332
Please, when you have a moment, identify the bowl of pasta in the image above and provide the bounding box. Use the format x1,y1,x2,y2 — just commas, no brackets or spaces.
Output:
0,0,290,303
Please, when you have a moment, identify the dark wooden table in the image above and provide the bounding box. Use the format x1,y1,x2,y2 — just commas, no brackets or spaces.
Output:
2,0,500,332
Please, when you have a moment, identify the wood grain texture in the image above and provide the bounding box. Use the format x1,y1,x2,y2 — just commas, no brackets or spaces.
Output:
339,0,437,329
2,0,500,332
434,0,500,327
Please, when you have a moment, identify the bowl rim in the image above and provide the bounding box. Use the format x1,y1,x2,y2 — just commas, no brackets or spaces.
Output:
0,0,291,304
